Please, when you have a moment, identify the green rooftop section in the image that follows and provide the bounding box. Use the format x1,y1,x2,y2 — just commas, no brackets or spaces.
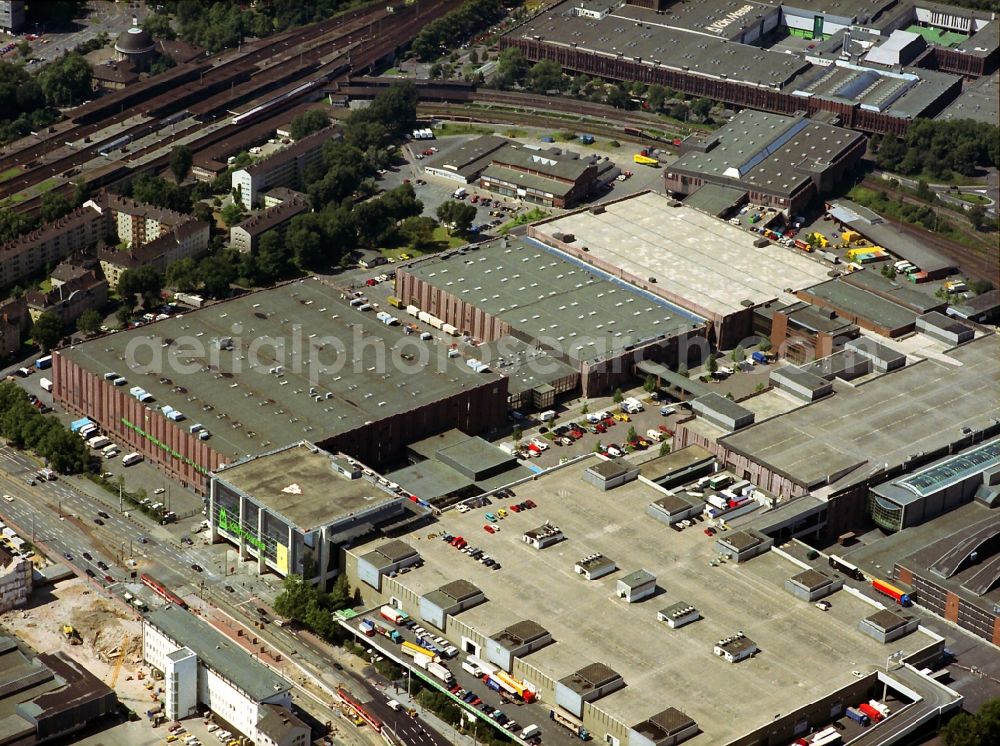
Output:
905,24,967,48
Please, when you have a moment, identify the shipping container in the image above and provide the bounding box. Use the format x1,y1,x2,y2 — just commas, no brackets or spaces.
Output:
40,377,53,392
35,355,52,370
359,618,376,637
868,700,891,717
374,619,402,643
427,661,454,684
846,707,870,726
462,661,481,676
550,707,590,740
401,641,439,662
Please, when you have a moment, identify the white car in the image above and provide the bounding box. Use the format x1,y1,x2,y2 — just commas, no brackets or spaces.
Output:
456,504,471,514
607,445,623,457
530,438,549,451
2,494,13,502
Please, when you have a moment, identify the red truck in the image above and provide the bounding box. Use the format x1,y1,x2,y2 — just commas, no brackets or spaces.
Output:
858,703,883,723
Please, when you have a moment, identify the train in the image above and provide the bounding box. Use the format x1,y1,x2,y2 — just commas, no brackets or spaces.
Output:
140,573,188,609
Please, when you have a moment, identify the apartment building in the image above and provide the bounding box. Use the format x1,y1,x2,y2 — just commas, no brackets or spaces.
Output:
0,204,106,289
230,196,309,253
232,126,338,209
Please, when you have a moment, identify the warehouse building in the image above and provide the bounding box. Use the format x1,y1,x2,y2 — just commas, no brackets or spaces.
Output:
395,237,707,396
503,0,963,135
665,111,867,216
143,605,309,743
682,335,1000,538
54,278,508,493
915,311,975,346
769,301,860,363
343,457,947,746
422,136,607,207
528,192,833,348
0,636,117,744
211,442,431,587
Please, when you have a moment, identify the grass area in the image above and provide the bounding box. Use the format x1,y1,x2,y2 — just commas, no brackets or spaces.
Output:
380,226,466,260
382,68,407,76
0,166,22,183
35,178,57,193
36,278,52,293
953,192,991,205
435,122,496,137
498,208,550,234
501,128,527,138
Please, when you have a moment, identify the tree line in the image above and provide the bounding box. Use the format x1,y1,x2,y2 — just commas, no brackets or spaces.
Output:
873,119,1000,180
0,381,90,474
0,53,92,145
411,0,509,62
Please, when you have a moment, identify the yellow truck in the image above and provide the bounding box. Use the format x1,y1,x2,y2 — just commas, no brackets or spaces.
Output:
633,152,658,166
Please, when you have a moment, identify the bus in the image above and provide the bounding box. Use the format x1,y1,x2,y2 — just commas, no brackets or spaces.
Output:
828,555,865,581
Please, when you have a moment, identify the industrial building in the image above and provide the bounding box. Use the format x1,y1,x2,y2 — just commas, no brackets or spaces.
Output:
846,501,1000,645
386,429,533,505
681,334,1000,537
142,605,309,744
0,1,25,33
0,636,118,744
503,0,971,135
529,191,833,348
53,277,508,493
665,111,866,215
0,543,31,612
394,236,707,396
344,457,950,746
211,441,432,587
768,300,860,363
232,126,339,209
867,437,1000,532
421,136,608,207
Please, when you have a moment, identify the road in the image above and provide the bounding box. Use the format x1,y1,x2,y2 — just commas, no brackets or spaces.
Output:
872,169,998,217
23,0,147,67
0,443,455,746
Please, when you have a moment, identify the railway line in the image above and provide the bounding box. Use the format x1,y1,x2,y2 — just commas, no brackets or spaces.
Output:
0,0,464,219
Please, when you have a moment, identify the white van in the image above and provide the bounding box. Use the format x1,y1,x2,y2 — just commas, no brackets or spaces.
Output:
520,725,541,739
121,453,143,467
539,410,556,422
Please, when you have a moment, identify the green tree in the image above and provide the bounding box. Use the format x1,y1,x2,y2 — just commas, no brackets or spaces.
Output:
221,202,244,227
399,216,437,252
647,83,668,112
731,345,745,363
494,47,528,89
40,192,71,222
690,98,712,121
758,338,772,354
436,200,476,234
253,230,293,283
38,53,92,107
169,145,193,184
626,425,638,442
581,401,589,415
469,49,479,64
527,59,564,93
643,374,657,394
511,426,522,443
707,353,718,376
613,387,624,404
941,698,1000,746
17,40,30,59
968,203,987,231
199,256,235,297
605,84,630,109
118,266,164,311
76,308,102,336
659,441,670,456
143,12,176,40
290,109,330,141
166,257,200,292
32,312,65,352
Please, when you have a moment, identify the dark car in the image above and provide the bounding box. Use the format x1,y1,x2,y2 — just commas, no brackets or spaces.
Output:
139,536,148,544
85,568,96,577
94,518,104,525
190,563,203,572
224,584,235,593
104,574,115,583
257,607,268,616
98,511,110,519
83,552,93,561
97,561,108,570
64,552,73,561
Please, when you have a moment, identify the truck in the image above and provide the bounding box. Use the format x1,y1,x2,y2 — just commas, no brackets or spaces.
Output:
551,707,590,740
462,660,481,676
39,377,53,392
379,606,410,625
452,187,467,199
61,625,82,645
374,619,402,643
871,578,912,606
845,706,870,726
751,351,770,364
858,703,883,723
359,618,376,637
868,700,891,718
35,355,52,370
633,151,658,166
87,435,111,450
707,494,729,511
426,661,454,685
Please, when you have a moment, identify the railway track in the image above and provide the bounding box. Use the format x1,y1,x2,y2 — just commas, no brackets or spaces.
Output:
1,0,464,219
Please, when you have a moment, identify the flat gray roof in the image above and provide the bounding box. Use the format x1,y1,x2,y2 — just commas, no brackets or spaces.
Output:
403,237,704,363
510,1,810,89
424,135,508,177
873,438,1000,506
60,278,501,463
349,458,938,738
839,269,945,314
146,605,292,702
672,111,864,196
531,192,832,320
214,443,397,531
721,335,1000,494
937,71,999,124
694,392,754,422
682,183,748,216
801,277,919,331
478,337,579,395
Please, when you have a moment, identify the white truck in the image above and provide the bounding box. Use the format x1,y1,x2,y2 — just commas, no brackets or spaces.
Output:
452,187,467,199
39,377,53,392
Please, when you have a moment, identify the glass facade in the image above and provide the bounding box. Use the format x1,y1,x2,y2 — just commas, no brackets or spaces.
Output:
868,493,903,532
